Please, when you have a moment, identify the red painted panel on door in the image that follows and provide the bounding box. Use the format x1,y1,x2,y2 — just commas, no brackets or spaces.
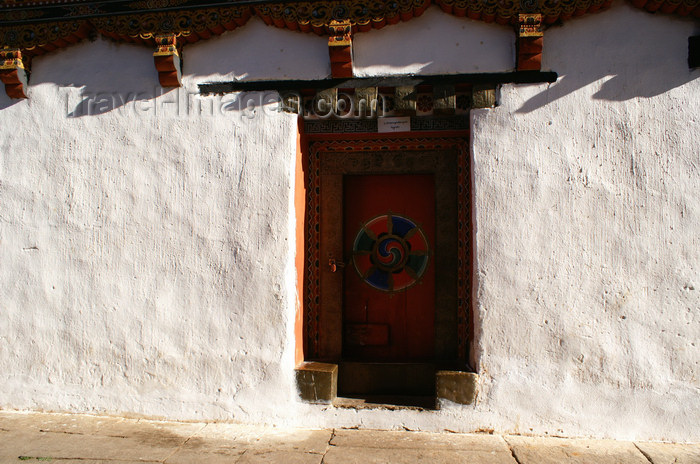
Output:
343,174,435,361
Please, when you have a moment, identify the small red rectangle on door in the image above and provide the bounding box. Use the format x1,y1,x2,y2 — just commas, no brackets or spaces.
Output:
345,324,390,346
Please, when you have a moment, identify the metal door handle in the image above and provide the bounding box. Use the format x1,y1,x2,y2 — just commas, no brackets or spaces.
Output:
328,257,346,273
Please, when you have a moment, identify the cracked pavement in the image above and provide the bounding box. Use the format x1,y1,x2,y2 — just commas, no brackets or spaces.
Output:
0,411,698,463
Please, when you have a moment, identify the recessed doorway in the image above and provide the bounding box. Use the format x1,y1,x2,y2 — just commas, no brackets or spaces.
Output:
302,135,472,405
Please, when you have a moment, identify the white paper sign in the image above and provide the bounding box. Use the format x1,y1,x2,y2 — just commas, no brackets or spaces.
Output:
378,117,411,133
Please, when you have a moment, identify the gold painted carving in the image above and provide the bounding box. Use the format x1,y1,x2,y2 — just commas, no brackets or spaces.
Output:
519,13,543,36
0,0,697,96
0,46,28,97
254,0,431,33
153,32,181,87
328,19,352,78
91,6,251,40
0,20,87,52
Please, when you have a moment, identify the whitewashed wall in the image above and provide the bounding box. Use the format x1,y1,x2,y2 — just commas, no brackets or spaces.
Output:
0,3,698,442
0,34,306,423
470,3,700,442
352,6,514,76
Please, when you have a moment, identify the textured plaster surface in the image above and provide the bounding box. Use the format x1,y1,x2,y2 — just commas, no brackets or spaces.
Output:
469,3,700,442
353,6,515,76
0,2,698,442
184,17,331,84
0,38,301,423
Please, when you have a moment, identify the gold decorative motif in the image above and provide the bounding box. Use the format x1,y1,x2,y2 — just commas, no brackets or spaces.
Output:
328,34,351,45
0,0,697,95
0,20,88,53
91,5,250,40
328,18,351,43
154,32,177,53
0,46,28,98
153,32,181,86
519,13,543,36
1,0,697,56
517,13,543,70
328,19,352,77
435,0,615,24
254,0,431,33
0,46,23,68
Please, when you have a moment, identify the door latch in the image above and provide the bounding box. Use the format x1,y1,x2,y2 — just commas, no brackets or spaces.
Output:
328,257,346,273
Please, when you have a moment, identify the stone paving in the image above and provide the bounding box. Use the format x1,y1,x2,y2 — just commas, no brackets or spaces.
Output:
0,411,698,463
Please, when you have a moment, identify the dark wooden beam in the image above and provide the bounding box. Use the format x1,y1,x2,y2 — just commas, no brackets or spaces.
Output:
198,71,559,95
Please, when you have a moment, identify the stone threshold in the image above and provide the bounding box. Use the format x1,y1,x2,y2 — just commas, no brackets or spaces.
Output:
295,361,478,407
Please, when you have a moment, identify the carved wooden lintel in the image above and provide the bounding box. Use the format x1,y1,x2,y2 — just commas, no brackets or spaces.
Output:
393,86,416,116
433,84,456,115
153,33,181,88
472,84,496,108
328,20,353,79
517,13,543,71
0,47,29,99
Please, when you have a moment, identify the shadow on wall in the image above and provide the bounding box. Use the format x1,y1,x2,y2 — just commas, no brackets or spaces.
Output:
352,6,515,76
28,37,166,117
0,94,20,110
23,20,329,117
517,5,700,114
185,17,330,81
64,87,177,118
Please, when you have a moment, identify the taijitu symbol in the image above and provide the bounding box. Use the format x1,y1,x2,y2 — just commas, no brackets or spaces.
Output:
352,213,429,292
376,236,405,268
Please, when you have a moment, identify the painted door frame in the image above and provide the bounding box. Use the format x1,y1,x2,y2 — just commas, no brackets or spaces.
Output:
302,133,473,366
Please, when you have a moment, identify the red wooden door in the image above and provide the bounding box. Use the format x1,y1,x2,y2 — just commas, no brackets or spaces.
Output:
343,174,435,361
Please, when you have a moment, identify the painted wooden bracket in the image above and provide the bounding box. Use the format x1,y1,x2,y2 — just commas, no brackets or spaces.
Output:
0,47,29,99
153,34,182,88
517,14,544,71
328,20,353,78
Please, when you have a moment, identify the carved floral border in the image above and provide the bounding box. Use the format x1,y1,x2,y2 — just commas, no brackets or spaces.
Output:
304,136,472,364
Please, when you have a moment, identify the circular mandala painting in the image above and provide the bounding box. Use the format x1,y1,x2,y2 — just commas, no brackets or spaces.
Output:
352,213,430,292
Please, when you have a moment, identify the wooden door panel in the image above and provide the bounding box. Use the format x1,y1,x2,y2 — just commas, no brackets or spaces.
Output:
314,146,463,365
343,174,435,361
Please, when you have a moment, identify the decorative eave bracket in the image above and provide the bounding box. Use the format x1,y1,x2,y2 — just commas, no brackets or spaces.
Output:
0,47,28,99
517,14,543,71
327,20,353,79
153,33,181,88
2,0,693,99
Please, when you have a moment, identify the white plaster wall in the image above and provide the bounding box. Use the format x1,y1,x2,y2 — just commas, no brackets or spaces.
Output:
353,6,515,76
184,17,331,83
0,37,306,423
0,2,698,442
469,3,700,441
